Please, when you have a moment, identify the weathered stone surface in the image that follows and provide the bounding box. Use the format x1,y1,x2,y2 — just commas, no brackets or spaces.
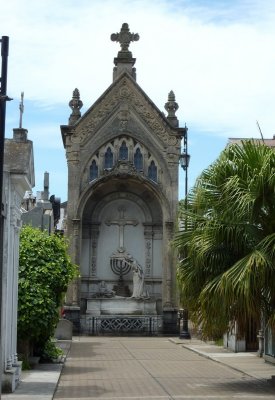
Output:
61,24,185,334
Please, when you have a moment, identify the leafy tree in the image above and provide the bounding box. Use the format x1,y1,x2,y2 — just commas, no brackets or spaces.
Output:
18,225,78,355
174,140,275,338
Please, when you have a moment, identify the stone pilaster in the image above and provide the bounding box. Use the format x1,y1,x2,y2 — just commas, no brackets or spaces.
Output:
143,224,153,278
90,224,100,277
162,221,175,309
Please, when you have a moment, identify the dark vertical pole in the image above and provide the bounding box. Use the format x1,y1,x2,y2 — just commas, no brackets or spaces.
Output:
184,128,188,214
179,127,191,340
0,35,9,397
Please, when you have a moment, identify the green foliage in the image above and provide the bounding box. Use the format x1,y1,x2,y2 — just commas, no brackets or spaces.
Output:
18,225,78,352
40,339,63,362
174,140,275,338
18,353,31,370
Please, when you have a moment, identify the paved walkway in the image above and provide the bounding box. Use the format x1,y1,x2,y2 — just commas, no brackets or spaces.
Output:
2,337,275,399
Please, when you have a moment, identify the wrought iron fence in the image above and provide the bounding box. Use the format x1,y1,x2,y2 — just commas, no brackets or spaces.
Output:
82,315,162,336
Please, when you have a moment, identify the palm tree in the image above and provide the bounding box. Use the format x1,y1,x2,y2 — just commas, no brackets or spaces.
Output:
174,140,275,339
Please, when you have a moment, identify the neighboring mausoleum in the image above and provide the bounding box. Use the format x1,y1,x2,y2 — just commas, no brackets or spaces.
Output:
1,101,35,392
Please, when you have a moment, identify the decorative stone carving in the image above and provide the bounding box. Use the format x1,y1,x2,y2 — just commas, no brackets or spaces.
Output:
109,249,133,297
106,160,139,179
145,240,152,278
90,225,100,277
69,88,83,125
111,23,139,54
92,281,115,298
144,224,153,278
165,91,179,118
106,205,138,252
131,259,146,299
72,78,178,146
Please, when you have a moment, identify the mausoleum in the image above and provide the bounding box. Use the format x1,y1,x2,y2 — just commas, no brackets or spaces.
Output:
61,23,187,334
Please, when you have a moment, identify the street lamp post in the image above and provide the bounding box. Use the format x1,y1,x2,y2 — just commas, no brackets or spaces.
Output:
179,124,190,203
0,35,10,400
179,125,191,340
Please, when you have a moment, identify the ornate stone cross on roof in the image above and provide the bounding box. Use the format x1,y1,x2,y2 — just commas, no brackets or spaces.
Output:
105,205,138,252
19,91,24,128
111,23,139,53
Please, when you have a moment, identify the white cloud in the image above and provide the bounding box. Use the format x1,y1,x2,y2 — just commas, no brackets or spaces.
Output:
2,0,275,199
2,0,275,140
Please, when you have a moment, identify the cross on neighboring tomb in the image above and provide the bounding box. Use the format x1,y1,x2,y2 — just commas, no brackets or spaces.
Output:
105,206,138,251
111,23,139,52
19,91,24,128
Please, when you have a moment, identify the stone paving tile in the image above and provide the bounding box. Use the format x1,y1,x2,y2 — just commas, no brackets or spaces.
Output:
54,337,275,400
157,376,275,398
128,348,204,361
60,359,150,379
72,338,125,347
138,359,241,378
67,347,134,361
54,377,169,399
121,338,178,349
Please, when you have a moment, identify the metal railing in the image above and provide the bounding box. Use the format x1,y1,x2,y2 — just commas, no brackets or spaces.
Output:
82,315,163,336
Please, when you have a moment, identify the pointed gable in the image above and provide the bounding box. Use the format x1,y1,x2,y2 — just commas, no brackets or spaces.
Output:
67,73,180,149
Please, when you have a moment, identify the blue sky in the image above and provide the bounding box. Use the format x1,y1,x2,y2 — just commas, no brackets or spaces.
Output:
2,0,275,201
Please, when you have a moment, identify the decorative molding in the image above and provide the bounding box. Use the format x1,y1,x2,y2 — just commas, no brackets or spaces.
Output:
106,160,138,178
90,225,100,277
144,224,153,278
145,239,152,278
72,78,179,146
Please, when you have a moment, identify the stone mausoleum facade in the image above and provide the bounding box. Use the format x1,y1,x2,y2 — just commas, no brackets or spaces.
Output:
61,23,187,334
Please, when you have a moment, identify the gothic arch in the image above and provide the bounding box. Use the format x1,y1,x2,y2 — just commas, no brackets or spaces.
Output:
80,135,164,192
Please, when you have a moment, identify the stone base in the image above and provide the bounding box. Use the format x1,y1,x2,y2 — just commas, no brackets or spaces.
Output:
223,332,246,352
2,362,22,393
55,318,73,340
63,305,80,334
87,297,157,316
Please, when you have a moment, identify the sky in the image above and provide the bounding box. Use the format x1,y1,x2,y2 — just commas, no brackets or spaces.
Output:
1,0,275,201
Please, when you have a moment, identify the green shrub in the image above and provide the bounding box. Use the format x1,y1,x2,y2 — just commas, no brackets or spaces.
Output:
40,339,64,362
18,225,78,357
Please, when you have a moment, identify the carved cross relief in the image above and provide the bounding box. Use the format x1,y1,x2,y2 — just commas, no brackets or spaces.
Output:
105,205,138,252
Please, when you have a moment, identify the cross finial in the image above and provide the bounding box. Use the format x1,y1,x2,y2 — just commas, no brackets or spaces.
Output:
19,91,24,128
111,23,139,53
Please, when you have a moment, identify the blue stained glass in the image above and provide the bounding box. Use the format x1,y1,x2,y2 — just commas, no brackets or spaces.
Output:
104,147,113,168
148,160,157,182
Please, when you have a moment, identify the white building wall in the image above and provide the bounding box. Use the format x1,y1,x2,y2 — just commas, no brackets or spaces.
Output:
1,173,32,392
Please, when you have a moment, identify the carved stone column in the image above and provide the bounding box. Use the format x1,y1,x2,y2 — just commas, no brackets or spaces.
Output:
90,223,100,277
162,221,174,308
65,145,81,307
71,218,81,306
143,223,153,278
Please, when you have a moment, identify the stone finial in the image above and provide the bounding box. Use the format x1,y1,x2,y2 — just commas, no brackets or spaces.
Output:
69,88,83,125
111,24,139,81
19,91,24,128
13,92,28,142
164,91,179,127
111,23,139,55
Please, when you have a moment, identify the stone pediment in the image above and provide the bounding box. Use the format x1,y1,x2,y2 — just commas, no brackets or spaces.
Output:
71,74,179,147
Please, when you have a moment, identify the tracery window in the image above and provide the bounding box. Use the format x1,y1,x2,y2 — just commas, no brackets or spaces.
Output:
89,160,98,181
104,147,113,169
134,148,143,170
148,160,157,182
119,141,128,160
